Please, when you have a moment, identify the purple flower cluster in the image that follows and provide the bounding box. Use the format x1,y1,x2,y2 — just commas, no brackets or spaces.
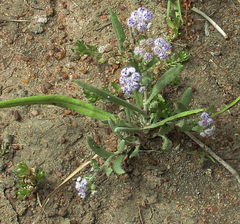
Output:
127,7,153,31
119,67,146,94
134,37,171,61
199,112,215,137
75,176,88,198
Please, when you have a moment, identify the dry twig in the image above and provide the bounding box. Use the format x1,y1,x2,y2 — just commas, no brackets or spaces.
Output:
191,7,228,39
185,131,240,185
0,19,30,23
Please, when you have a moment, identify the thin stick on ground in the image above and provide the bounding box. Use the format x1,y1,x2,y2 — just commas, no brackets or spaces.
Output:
184,131,240,185
0,19,30,23
191,7,228,39
139,207,144,224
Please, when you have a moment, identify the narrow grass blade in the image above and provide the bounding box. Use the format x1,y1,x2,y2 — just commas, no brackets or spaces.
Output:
109,8,126,52
0,95,116,121
144,109,203,130
212,95,240,117
74,80,148,117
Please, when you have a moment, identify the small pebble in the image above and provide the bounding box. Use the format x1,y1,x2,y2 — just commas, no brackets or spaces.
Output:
31,110,38,116
14,110,21,121
56,171,63,178
58,24,65,30
48,50,55,56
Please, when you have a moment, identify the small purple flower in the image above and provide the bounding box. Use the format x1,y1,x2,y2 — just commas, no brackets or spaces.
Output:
138,48,147,57
130,81,139,90
127,17,137,27
159,51,167,60
199,112,213,127
198,112,214,137
143,52,153,61
119,76,128,85
204,127,214,135
138,7,147,15
122,85,132,94
119,67,142,94
146,38,155,46
134,46,140,55
128,67,136,73
153,46,163,55
154,37,165,46
98,45,105,54
137,22,146,31
131,10,139,20
139,39,147,46
199,119,213,127
75,177,88,199
121,67,129,77
200,112,209,120
138,85,146,93
162,43,171,51
143,10,153,21
131,72,141,82
200,126,215,137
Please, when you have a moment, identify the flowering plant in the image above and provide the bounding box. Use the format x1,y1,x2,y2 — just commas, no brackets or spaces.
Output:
0,7,239,214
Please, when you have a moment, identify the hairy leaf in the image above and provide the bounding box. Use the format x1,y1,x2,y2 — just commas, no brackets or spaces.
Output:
0,95,116,121
109,9,126,52
87,136,114,159
74,80,148,117
145,64,183,105
144,109,204,130
112,155,126,174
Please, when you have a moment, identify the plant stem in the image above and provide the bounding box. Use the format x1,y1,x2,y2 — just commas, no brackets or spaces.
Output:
144,91,148,112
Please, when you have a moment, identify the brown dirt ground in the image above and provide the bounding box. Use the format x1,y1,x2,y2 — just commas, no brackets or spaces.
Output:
0,0,240,224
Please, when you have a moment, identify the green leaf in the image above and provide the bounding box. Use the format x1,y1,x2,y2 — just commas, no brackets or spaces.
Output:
207,155,215,163
111,82,121,91
117,140,125,153
173,28,179,36
179,87,193,108
199,156,205,164
174,102,187,114
0,95,116,122
91,159,100,172
178,121,193,131
144,109,204,130
114,127,141,133
87,136,114,159
98,58,105,63
129,144,140,158
106,167,113,176
74,80,148,117
145,64,183,105
146,57,159,69
138,35,146,41
112,155,125,174
206,105,215,114
159,134,172,152
158,123,174,134
192,125,202,133
166,18,175,29
109,8,126,52
212,95,240,117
